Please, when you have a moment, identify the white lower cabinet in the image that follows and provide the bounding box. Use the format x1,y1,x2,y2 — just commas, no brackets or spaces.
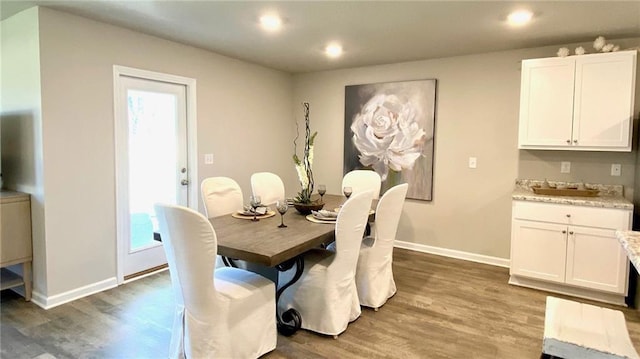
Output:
510,201,631,305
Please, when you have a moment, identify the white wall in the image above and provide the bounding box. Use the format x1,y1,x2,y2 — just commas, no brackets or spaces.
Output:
293,38,640,260
31,7,293,299
0,7,48,294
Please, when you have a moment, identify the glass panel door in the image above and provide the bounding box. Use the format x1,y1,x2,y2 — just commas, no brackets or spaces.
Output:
117,75,188,278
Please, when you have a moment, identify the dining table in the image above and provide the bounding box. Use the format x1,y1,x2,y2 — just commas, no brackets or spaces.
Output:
209,193,374,336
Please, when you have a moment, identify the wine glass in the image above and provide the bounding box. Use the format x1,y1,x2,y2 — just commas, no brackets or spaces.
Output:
249,195,262,222
317,184,326,202
276,199,288,228
343,186,353,199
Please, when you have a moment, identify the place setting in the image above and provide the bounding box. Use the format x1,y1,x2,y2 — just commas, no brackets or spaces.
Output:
231,195,276,220
306,209,338,224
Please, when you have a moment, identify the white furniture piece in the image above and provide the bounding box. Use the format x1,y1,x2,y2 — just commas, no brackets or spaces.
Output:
250,172,285,206
518,50,636,151
355,183,408,310
342,170,382,199
201,176,246,268
154,203,276,359
542,296,639,359
278,190,374,337
510,200,632,305
0,191,32,301
201,176,244,218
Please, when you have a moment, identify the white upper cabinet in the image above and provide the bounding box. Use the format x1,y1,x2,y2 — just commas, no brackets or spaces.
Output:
518,51,637,151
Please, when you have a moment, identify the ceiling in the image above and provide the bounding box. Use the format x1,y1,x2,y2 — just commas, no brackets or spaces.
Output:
2,1,639,73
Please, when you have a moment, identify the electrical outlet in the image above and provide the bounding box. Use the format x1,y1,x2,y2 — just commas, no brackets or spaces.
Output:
560,161,571,174
468,157,477,169
204,154,214,165
611,164,621,176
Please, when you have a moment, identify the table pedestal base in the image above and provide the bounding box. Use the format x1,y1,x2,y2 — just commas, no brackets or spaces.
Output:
275,257,304,336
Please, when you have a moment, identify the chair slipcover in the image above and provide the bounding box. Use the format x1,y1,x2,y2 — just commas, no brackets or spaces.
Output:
278,190,374,336
201,176,245,268
342,170,382,200
201,176,244,218
250,172,285,206
154,204,276,359
355,183,408,309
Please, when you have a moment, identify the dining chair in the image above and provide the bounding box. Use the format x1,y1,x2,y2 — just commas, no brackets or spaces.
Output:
342,170,382,200
201,176,244,268
251,172,285,206
354,183,408,310
278,190,374,337
154,203,277,359
201,176,244,218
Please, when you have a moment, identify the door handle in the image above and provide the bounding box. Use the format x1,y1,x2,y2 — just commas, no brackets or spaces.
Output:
181,179,189,186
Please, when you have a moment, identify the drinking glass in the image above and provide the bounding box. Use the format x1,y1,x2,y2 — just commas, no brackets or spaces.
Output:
276,200,288,228
343,186,353,199
249,195,262,222
317,184,326,202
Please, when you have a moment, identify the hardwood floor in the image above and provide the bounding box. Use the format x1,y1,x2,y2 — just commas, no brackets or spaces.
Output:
3,249,640,358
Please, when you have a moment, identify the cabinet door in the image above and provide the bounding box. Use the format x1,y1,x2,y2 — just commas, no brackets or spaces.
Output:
573,52,636,150
511,219,567,283
518,57,575,148
565,226,628,294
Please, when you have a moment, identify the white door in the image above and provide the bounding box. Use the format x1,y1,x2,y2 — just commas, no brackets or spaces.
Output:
565,226,628,294
573,52,635,149
115,71,193,280
518,57,575,148
510,219,567,283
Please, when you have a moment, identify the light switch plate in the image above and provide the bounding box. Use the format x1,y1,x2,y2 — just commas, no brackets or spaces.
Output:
611,164,621,176
468,157,477,169
204,154,214,165
560,161,571,173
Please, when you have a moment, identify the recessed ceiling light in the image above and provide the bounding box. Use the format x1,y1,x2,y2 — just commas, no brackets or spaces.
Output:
507,10,533,26
325,43,343,58
259,14,282,32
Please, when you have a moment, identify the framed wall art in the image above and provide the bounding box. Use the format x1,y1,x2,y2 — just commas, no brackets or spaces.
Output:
344,79,437,201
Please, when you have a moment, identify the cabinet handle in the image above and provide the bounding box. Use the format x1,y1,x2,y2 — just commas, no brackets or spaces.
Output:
566,139,571,144
569,231,574,235
562,230,567,234
566,214,571,218
573,140,578,144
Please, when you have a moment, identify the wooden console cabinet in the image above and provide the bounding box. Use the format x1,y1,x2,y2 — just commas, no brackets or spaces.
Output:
0,191,33,301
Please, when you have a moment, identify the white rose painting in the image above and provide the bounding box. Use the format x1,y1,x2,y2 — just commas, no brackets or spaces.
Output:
344,79,436,201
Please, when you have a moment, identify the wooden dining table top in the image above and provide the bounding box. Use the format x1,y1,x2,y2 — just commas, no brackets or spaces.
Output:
210,194,372,267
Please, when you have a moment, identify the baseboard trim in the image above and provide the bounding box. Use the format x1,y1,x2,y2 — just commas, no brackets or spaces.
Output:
31,277,118,309
509,275,626,306
394,240,510,268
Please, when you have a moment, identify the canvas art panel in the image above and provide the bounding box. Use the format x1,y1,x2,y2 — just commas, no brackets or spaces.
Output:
344,79,437,201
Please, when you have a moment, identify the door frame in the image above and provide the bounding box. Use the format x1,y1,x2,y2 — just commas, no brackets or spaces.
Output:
113,65,198,284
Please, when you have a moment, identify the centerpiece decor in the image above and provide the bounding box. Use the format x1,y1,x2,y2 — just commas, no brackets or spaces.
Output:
292,102,324,214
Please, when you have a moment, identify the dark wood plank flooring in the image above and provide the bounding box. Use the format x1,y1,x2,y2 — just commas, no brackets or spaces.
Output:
3,249,640,358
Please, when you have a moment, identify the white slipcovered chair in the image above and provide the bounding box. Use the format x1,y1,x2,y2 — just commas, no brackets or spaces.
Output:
154,203,276,359
250,172,285,206
278,190,374,337
342,170,382,200
201,176,244,218
342,170,382,238
201,176,244,268
355,183,408,310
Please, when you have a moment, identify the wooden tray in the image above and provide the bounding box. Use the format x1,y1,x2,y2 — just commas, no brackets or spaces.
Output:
531,186,599,197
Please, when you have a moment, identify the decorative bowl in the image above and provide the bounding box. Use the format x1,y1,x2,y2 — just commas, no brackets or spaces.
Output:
292,201,325,215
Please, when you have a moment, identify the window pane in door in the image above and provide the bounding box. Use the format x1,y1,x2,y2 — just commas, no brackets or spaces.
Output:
127,89,178,251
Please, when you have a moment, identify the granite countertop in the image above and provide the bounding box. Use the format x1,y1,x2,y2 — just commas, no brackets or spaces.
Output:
512,179,633,210
616,231,640,271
